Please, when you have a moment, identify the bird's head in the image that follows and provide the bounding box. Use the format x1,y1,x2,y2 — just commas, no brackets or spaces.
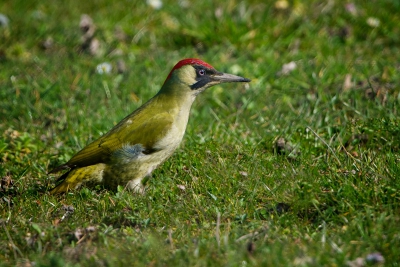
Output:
160,58,250,96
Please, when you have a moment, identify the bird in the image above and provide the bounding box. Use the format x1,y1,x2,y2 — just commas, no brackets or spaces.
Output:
49,58,250,194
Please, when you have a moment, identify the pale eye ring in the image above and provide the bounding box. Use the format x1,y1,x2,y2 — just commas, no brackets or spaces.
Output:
198,69,206,76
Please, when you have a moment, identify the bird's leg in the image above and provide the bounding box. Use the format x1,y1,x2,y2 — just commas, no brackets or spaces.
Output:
126,177,146,194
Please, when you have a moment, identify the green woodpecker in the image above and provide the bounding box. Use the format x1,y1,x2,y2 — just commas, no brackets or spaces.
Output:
49,58,250,194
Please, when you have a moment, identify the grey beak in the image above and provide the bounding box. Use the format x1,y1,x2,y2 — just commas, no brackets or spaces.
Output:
214,72,251,83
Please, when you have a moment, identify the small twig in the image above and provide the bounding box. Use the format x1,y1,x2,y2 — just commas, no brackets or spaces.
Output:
236,226,269,243
216,212,221,248
108,196,115,206
60,211,70,222
321,221,326,248
3,224,24,260
76,235,86,245
235,231,260,243
341,145,361,163
307,126,341,165
168,229,174,250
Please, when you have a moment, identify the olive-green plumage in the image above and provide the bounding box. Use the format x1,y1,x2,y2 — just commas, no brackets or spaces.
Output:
49,58,250,194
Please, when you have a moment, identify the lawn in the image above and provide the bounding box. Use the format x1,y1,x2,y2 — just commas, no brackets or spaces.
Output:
1,0,399,266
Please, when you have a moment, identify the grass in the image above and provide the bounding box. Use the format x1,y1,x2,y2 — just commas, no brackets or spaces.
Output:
1,0,399,266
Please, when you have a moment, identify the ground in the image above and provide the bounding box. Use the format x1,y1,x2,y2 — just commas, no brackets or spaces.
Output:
0,0,399,266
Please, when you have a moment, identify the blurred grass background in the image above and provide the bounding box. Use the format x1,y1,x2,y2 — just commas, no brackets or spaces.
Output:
0,0,399,266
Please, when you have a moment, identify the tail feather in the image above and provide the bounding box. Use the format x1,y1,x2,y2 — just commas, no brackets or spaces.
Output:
48,164,71,174
50,164,106,194
50,180,74,194
50,168,83,194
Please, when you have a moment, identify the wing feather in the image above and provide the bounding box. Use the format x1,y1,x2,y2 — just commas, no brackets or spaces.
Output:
50,108,174,172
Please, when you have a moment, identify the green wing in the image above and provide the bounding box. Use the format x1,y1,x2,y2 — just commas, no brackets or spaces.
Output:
51,108,174,172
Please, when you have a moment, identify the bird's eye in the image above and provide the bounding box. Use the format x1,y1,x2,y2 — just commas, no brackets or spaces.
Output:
198,69,206,76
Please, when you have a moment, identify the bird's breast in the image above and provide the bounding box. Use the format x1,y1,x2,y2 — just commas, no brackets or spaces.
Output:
154,98,193,151
153,123,186,151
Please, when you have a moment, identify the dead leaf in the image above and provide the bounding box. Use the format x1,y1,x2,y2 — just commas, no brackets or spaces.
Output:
277,61,297,76
239,171,248,177
343,74,353,91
